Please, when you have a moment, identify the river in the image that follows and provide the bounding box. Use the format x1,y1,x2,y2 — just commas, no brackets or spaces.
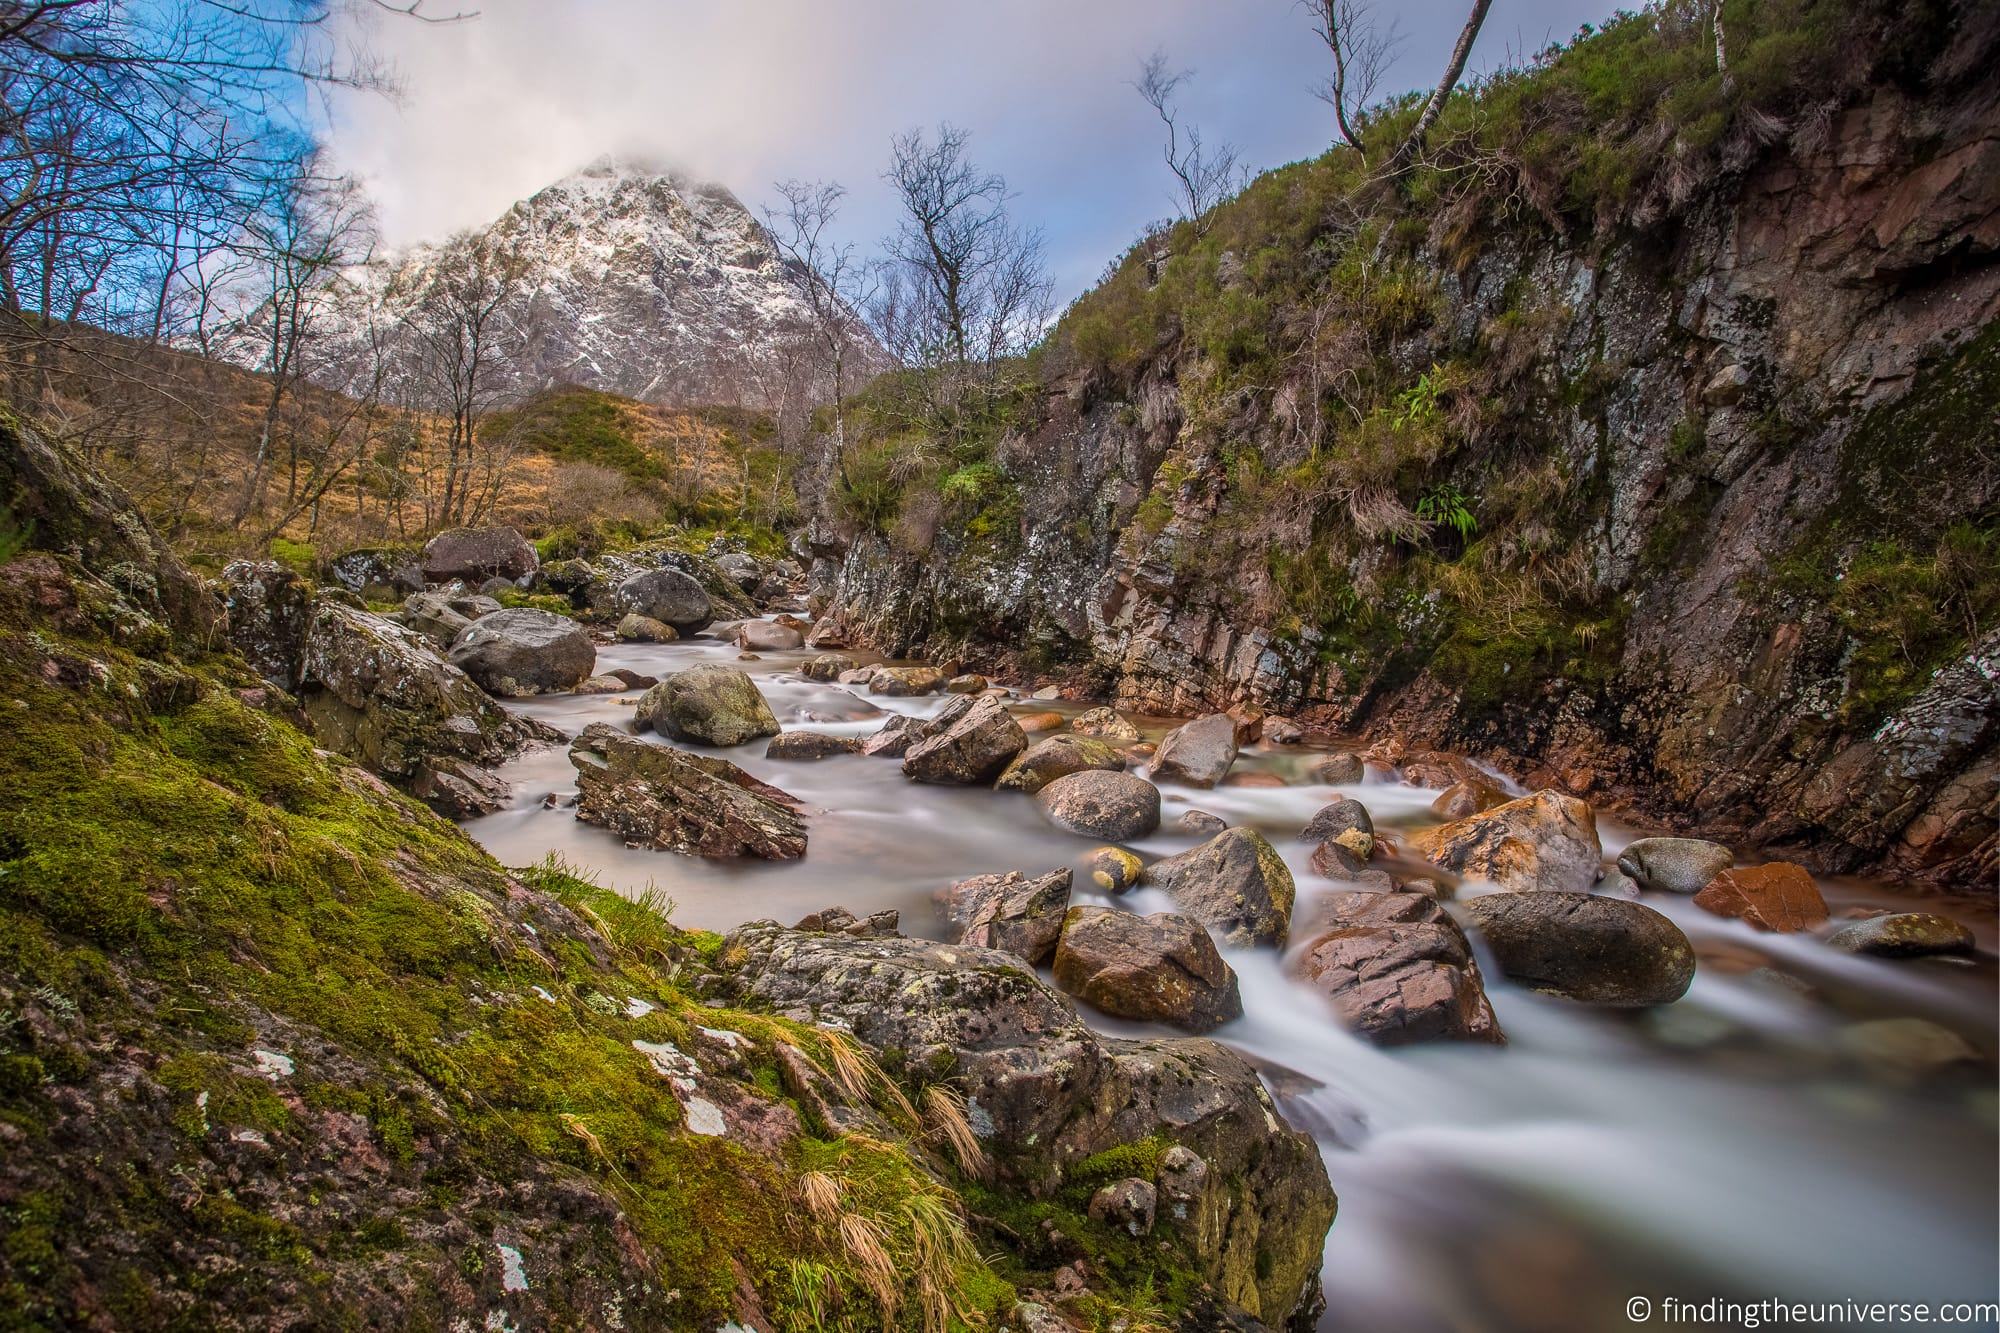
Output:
461,622,2000,1333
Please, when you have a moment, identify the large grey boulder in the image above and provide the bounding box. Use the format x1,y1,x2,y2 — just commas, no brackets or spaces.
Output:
1408,790,1603,894
1616,837,1734,894
1150,713,1239,788
1036,769,1162,842
610,568,712,634
568,723,805,858
1294,892,1503,1045
995,733,1127,794
1142,826,1296,948
636,664,780,747
902,695,1026,784
447,608,595,696
712,926,1335,1327
1053,907,1243,1033
420,525,537,585
1462,893,1695,1006
938,868,1072,964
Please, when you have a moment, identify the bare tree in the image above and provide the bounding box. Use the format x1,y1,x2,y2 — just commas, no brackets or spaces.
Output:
1300,0,1398,160
763,179,876,464
1133,52,1242,234
1388,0,1495,171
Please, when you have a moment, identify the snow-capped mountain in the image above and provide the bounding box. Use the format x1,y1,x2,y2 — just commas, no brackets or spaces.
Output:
276,157,880,410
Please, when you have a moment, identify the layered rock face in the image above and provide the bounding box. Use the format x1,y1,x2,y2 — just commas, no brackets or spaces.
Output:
802,32,2000,889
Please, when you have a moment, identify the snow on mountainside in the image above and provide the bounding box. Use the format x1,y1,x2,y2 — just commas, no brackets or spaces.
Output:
292,156,879,409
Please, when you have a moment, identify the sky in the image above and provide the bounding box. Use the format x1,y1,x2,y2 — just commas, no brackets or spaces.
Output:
326,0,1613,304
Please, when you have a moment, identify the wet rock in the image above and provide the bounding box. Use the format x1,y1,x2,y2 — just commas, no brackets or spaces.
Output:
1407,791,1603,894
995,734,1126,794
1400,751,1489,789
1088,1178,1158,1237
1825,913,1977,958
1302,797,1373,843
870,665,946,696
1031,685,1062,701
447,608,596,696
1294,892,1504,1046
398,591,474,649
1692,862,1829,932
708,927,1338,1326
1616,837,1735,894
1311,752,1364,784
1151,713,1238,788
614,612,677,643
1016,710,1065,733
1309,838,1393,890
611,568,712,634
946,673,989,694
1430,776,1509,820
1071,706,1141,743
801,652,856,681
420,525,537,585
939,868,1072,964
636,664,781,747
574,674,629,695
860,712,936,758
1085,846,1144,893
765,731,863,761
569,723,805,858
1053,907,1243,1033
735,620,805,651
1142,827,1295,948
1262,716,1305,745
836,666,878,687
903,695,1027,784
607,668,656,690
1180,810,1228,838
1036,770,1162,842
1462,894,1695,1006
794,906,899,937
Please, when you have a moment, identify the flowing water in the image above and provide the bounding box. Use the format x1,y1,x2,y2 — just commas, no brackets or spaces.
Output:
462,623,2000,1332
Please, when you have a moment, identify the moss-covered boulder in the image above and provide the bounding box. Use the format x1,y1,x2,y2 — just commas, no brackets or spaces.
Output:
1142,826,1296,948
996,733,1127,794
636,664,780,746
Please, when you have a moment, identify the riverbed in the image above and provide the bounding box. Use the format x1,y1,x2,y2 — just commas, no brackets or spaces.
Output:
461,624,2000,1333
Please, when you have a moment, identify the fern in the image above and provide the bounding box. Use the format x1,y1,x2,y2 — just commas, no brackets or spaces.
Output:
1416,483,1477,540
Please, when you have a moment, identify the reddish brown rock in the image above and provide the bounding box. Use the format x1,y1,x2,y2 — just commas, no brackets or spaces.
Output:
1294,892,1503,1046
1692,862,1829,933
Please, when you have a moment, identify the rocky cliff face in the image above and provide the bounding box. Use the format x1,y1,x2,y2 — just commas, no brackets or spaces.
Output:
805,12,2000,889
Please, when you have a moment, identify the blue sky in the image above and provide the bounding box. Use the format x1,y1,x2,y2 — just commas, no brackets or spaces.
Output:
329,0,1615,304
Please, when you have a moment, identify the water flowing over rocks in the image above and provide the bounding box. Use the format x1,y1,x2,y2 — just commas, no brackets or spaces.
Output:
568,722,806,858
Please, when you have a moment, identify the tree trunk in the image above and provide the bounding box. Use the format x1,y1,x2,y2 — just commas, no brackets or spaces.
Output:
1389,0,1494,172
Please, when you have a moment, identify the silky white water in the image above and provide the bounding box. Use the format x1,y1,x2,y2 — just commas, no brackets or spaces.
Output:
462,625,2000,1332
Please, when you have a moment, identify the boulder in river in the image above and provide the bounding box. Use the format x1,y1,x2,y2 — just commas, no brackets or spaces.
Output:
1430,775,1509,820
1142,826,1295,948
635,664,779,747
801,652,856,681
1179,809,1228,838
902,695,1027,784
1616,837,1735,894
610,568,712,634
946,673,989,694
1036,769,1162,842
1826,913,1977,958
860,712,933,757
1462,893,1695,1006
614,612,677,643
1310,752,1364,784
420,525,537,585
1085,845,1144,893
1692,862,1829,932
1302,796,1373,843
765,730,863,761
568,722,805,858
995,733,1127,794
938,868,1072,964
1294,892,1503,1046
1150,713,1238,788
1053,906,1243,1033
1407,790,1602,894
1071,706,1142,744
736,620,805,651
870,664,946,696
712,925,1335,1326
447,607,595,696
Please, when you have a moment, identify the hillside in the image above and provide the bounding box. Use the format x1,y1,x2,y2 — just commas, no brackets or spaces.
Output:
798,0,2000,888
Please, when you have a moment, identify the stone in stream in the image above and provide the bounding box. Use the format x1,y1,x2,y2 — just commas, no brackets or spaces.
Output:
1461,893,1695,1006
1035,770,1162,842
609,567,712,634
938,868,1073,964
1836,1018,1985,1081
1826,913,1977,958
1430,775,1509,820
420,524,537,585
1310,752,1364,784
1407,790,1603,894
635,663,780,747
800,652,856,681
614,612,677,643
574,674,629,695
1150,713,1239,788
1616,837,1735,894
1302,796,1373,842
607,668,657,689
568,722,805,858
1052,907,1243,1033
870,664,946,696
995,733,1126,794
1142,826,1295,948
1071,706,1142,744
1179,809,1228,838
1262,716,1305,745
1085,845,1144,893
765,731,863,761
902,695,1027,784
946,672,989,693
712,925,1335,1327
1309,838,1394,891
1015,710,1065,733
447,608,596,696
860,712,936,758
735,620,805,651
1691,862,1829,932
1294,891,1504,1046
1399,750,1490,789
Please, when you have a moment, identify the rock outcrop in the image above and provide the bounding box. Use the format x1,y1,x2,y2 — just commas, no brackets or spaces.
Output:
568,722,806,858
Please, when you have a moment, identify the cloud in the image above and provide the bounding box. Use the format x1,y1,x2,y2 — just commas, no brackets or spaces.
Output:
326,0,1611,300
